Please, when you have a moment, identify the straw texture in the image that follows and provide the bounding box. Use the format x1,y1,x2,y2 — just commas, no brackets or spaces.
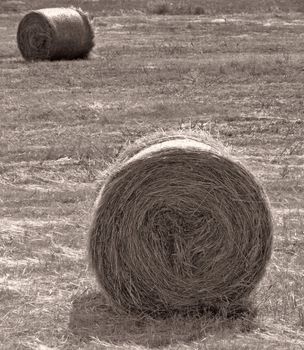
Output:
89,131,273,315
17,7,94,61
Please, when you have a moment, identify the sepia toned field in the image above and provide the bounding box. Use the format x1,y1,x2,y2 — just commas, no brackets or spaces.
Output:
0,1,304,349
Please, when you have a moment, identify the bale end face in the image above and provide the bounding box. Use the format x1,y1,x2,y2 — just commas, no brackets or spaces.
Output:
89,131,273,315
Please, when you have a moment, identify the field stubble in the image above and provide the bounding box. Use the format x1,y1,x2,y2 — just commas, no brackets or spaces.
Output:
0,3,304,350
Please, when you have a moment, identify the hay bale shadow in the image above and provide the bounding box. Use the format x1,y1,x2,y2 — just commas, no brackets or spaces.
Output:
69,290,258,348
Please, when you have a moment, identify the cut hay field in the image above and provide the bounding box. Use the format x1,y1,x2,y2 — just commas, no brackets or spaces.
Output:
0,1,304,349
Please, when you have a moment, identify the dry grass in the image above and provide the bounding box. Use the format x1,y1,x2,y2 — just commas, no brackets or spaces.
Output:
146,0,304,15
0,1,304,349
1,0,304,15
146,1,206,15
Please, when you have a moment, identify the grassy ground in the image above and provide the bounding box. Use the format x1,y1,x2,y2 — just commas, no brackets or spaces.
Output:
1,0,304,15
1,0,304,349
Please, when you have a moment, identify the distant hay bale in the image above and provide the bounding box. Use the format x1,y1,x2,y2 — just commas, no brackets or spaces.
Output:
89,131,273,315
17,7,94,61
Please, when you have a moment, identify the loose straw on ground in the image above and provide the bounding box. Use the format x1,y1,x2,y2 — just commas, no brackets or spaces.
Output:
89,131,273,316
17,7,94,61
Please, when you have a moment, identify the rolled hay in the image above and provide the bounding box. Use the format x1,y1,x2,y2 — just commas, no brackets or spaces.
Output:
17,7,94,61
89,131,273,315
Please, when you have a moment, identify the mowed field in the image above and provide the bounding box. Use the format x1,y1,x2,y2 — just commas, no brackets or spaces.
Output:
1,0,304,349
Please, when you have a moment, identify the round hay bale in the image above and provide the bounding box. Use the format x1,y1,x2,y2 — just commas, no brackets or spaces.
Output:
89,131,273,315
17,7,94,61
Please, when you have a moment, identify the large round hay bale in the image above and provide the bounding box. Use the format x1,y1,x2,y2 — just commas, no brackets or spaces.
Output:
17,7,94,61
89,131,273,315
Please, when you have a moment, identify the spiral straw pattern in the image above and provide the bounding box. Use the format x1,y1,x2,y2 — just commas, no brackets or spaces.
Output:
89,131,273,315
